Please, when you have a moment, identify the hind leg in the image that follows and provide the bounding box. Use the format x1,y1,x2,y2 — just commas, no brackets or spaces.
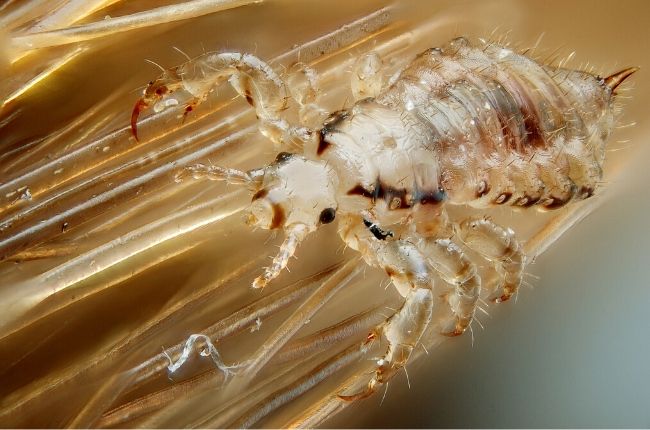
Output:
456,217,525,303
407,208,481,336
416,237,482,336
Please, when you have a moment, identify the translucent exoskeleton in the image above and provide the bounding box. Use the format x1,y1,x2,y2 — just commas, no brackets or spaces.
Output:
131,36,637,401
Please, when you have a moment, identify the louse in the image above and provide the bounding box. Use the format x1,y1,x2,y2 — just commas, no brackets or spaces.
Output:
130,36,636,402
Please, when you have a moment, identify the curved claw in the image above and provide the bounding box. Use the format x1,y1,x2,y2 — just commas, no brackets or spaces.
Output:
338,379,378,402
492,293,511,304
492,285,516,303
441,326,465,337
130,99,149,141
130,69,181,141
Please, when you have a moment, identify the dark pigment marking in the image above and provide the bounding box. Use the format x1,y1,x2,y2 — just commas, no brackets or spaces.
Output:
270,204,285,229
322,110,350,132
347,184,375,199
542,195,571,209
494,192,513,205
363,218,394,241
252,188,269,201
275,152,293,164
476,182,491,198
348,180,445,209
385,267,398,278
317,131,332,155
516,89,546,150
579,186,595,199
513,195,540,207
244,90,255,107
154,86,168,96
376,182,411,209
522,110,544,148
414,188,446,205
317,110,350,156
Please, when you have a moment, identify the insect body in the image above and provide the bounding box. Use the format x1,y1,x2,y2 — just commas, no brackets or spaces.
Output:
132,37,636,400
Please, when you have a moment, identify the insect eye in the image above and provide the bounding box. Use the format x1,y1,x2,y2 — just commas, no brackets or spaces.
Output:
275,152,293,163
319,207,336,224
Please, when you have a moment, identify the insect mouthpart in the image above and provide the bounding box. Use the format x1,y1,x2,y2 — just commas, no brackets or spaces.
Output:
248,190,286,230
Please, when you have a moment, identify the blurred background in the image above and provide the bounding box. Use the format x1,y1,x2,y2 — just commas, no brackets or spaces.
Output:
0,0,648,428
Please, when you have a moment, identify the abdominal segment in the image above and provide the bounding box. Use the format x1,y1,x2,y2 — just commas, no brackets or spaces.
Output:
318,37,622,221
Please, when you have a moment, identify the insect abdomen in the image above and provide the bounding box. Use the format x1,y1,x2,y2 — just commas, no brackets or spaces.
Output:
377,37,622,210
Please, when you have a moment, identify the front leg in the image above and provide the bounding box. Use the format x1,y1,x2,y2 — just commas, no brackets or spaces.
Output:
131,52,314,149
456,217,525,303
338,215,434,295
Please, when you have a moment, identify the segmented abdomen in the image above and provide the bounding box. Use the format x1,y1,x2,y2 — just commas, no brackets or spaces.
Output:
375,36,616,209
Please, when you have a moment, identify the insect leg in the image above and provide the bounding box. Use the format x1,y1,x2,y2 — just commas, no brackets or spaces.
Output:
416,238,482,336
337,216,435,399
351,52,383,101
338,287,433,401
133,53,314,148
456,217,525,303
338,215,432,295
286,62,329,129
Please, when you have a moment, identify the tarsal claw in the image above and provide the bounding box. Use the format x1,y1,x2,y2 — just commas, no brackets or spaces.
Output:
130,99,149,142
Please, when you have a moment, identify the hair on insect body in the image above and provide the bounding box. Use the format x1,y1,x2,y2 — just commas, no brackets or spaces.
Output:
131,36,637,401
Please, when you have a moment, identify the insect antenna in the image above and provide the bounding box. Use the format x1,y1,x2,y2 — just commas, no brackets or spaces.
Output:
174,163,262,187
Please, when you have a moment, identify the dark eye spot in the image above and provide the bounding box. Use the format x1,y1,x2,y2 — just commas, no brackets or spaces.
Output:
319,207,336,224
275,152,293,164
